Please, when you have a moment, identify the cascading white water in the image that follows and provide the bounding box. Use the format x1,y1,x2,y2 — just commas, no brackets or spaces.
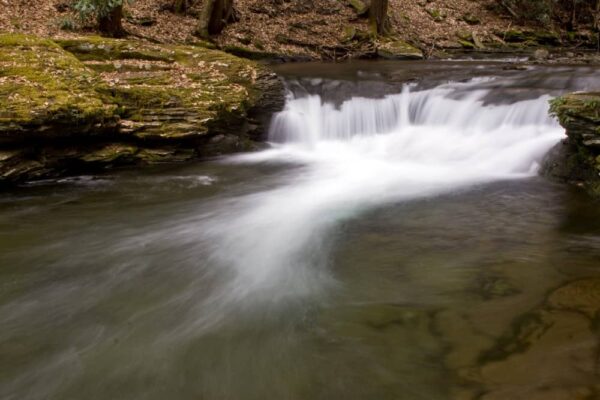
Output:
174,79,565,331
268,81,557,144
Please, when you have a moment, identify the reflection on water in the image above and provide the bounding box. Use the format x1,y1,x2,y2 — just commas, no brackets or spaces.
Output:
1,62,600,400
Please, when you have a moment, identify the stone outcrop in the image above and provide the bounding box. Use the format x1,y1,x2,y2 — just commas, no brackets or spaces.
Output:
542,92,600,197
376,39,424,60
0,35,119,144
0,34,284,186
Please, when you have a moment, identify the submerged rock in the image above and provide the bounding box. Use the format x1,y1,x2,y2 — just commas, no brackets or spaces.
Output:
469,276,600,399
542,92,600,197
0,34,284,186
548,278,600,319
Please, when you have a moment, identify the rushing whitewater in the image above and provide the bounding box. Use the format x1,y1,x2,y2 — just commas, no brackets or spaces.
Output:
156,79,565,332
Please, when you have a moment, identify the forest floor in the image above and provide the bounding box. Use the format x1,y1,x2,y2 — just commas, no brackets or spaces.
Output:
0,0,582,60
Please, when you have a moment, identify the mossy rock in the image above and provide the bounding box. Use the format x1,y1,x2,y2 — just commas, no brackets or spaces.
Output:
0,34,118,143
58,36,276,141
500,30,561,46
534,31,561,46
80,144,139,163
55,36,177,63
426,8,446,22
551,92,600,125
502,30,532,43
544,92,600,197
458,39,476,49
462,13,480,25
0,34,284,185
347,0,368,16
341,26,357,43
455,30,473,41
377,40,423,60
221,45,282,61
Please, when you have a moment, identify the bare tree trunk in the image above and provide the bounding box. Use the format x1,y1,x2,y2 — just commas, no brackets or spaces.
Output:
196,0,238,39
223,0,239,23
564,0,576,31
210,0,226,34
172,0,191,14
98,5,125,37
595,0,600,31
570,0,577,30
369,0,390,36
197,0,216,39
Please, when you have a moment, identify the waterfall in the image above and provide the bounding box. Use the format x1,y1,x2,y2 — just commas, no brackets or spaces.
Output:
254,81,563,180
268,83,557,144
181,79,565,330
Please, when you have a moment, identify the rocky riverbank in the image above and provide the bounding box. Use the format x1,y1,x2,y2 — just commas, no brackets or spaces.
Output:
542,92,600,197
0,34,284,186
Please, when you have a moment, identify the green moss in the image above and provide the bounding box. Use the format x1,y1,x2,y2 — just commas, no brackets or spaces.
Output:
455,30,472,41
103,86,180,109
348,0,368,15
121,73,174,86
458,39,476,49
501,30,561,46
0,33,58,48
341,26,357,43
1,34,276,183
0,34,117,136
462,13,480,25
548,92,600,197
86,60,176,74
81,144,139,163
551,93,600,125
222,45,280,60
426,8,446,22
377,39,424,60
55,37,177,63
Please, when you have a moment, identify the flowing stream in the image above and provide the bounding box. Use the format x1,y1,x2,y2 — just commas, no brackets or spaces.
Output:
1,61,600,400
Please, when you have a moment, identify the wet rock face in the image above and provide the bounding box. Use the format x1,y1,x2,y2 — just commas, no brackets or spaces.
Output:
0,34,284,186
542,92,600,197
245,70,286,140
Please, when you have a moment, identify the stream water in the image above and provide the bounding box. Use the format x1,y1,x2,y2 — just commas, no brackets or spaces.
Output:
1,61,600,400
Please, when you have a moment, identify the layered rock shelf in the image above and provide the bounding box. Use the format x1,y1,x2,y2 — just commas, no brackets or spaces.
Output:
0,34,283,186
543,92,600,197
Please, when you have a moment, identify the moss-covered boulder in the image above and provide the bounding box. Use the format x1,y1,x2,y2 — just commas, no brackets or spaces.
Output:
0,34,118,144
498,30,561,47
376,39,423,60
56,36,281,141
542,92,600,197
0,34,284,186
